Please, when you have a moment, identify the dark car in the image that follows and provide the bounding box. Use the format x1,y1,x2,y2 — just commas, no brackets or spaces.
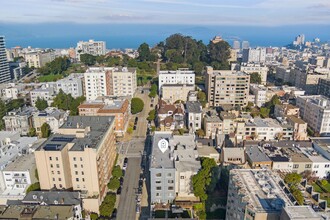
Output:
139,179,143,188
124,157,128,163
120,177,124,185
111,208,117,219
150,104,153,108
133,125,137,130
135,117,138,123
122,169,126,176
117,186,122,195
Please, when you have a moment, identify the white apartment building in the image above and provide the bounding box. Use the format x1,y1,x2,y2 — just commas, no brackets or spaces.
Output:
55,73,83,98
0,83,24,100
245,48,267,63
245,117,283,141
249,84,267,107
237,62,269,84
84,67,137,101
29,84,56,107
0,36,11,84
296,95,330,136
24,50,55,68
76,39,106,61
158,69,195,95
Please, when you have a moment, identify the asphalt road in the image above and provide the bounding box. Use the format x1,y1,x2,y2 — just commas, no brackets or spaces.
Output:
116,157,142,220
133,88,152,138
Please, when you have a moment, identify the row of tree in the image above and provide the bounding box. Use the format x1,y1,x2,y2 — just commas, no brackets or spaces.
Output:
38,56,71,75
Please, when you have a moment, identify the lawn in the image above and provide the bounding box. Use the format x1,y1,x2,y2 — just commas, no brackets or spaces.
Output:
37,74,63,82
312,183,324,193
321,182,330,193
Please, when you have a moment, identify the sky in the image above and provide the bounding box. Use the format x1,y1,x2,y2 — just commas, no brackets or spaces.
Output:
1,0,330,26
0,0,330,48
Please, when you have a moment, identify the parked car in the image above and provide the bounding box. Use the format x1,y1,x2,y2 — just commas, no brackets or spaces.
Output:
111,208,117,219
136,204,141,213
117,186,122,195
120,177,124,185
124,157,128,163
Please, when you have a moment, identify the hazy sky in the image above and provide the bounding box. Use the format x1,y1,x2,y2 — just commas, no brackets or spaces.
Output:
1,0,330,26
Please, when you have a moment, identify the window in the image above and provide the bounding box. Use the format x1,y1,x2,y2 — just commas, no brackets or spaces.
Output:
167,173,172,177
57,171,60,174
82,171,84,175
58,178,62,181
73,157,76,161
168,180,174,184
156,180,161,184
293,164,299,169
82,178,85,182
180,176,185,179
156,187,161,190
305,164,311,168
76,178,79,182
156,193,160,196
49,157,52,160
325,164,330,168
74,164,77,168
56,157,58,161
56,164,60,168
75,171,78,175
81,164,84,168
52,178,55,181
51,171,54,174
168,186,174,190
156,173,162,177
80,157,83,161
59,184,63,188
50,164,53,168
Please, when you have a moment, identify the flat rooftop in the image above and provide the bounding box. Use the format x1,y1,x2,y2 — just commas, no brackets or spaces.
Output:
39,116,115,152
150,132,174,169
230,169,294,213
186,101,202,113
3,152,36,172
23,191,81,205
282,206,321,219
246,146,271,163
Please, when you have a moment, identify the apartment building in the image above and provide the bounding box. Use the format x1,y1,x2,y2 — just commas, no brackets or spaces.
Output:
244,117,283,141
149,132,200,204
55,73,83,98
239,62,268,84
205,66,250,107
294,70,327,95
24,50,55,68
29,85,56,107
318,78,330,98
226,169,294,220
84,67,137,100
34,116,116,213
3,106,37,136
76,39,106,61
287,116,308,141
203,110,222,139
158,69,195,95
32,107,69,137
185,101,202,132
161,84,194,104
296,95,330,136
274,103,300,118
250,84,267,107
78,97,130,136
0,36,11,84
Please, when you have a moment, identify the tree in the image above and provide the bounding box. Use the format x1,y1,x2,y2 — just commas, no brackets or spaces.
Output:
90,213,99,220
250,72,262,84
193,61,204,75
197,91,207,107
131,98,144,114
80,54,96,66
192,158,217,201
28,128,36,137
138,43,151,61
208,41,231,69
99,193,116,217
260,107,270,118
35,97,48,111
284,173,302,186
149,84,157,98
111,165,123,178
26,182,40,194
321,179,328,186
38,56,71,75
41,123,51,138
0,99,7,130
127,127,133,135
107,177,120,190
147,109,156,121
52,89,85,115
196,129,205,138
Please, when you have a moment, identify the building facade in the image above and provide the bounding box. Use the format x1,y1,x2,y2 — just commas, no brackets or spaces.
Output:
205,66,250,107
24,50,55,68
55,74,83,98
0,36,11,84
158,69,195,95
3,107,37,136
76,39,106,61
34,116,116,213
161,84,194,104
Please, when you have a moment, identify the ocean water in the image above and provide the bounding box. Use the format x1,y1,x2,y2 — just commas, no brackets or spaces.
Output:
1,23,330,49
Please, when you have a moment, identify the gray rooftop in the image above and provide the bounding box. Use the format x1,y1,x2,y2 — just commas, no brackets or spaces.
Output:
186,101,202,113
150,132,174,169
246,145,271,163
39,116,115,152
23,191,81,206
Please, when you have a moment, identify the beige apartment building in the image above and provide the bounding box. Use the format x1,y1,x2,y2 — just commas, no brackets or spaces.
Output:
161,84,194,104
287,115,308,140
205,66,250,107
24,50,55,68
34,116,116,213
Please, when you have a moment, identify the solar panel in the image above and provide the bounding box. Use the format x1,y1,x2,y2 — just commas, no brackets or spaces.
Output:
44,144,61,151
51,137,74,142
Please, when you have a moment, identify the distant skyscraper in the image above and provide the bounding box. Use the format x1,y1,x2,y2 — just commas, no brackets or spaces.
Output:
0,36,11,84
293,34,305,46
233,40,240,50
242,41,250,49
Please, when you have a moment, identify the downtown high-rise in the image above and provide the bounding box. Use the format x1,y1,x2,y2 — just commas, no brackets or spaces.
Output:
0,36,11,84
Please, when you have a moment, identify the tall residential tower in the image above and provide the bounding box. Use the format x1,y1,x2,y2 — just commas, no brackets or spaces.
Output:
0,36,11,84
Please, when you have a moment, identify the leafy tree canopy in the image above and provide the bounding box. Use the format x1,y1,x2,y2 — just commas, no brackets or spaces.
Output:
284,173,302,186
38,56,70,75
250,72,262,84
111,165,123,178
41,122,51,138
107,177,120,190
35,97,48,111
80,54,96,66
131,97,144,114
